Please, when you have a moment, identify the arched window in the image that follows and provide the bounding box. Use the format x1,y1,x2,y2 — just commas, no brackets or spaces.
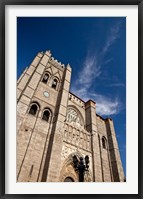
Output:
64,177,74,182
29,103,40,116
102,137,107,149
52,78,58,89
42,109,51,122
42,73,49,84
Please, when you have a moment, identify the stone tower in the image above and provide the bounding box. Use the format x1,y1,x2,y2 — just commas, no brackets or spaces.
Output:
17,50,125,182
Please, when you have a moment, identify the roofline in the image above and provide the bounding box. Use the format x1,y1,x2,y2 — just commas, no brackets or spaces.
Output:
69,91,96,104
69,91,85,103
96,113,113,121
69,92,113,122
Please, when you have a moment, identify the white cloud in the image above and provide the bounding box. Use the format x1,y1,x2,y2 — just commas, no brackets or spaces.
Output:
88,93,120,115
71,22,122,116
71,86,89,102
95,96,120,115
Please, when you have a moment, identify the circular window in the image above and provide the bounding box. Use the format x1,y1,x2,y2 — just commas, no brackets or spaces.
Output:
64,177,74,182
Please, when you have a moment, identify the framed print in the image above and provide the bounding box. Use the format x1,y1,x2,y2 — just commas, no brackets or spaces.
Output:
0,0,143,198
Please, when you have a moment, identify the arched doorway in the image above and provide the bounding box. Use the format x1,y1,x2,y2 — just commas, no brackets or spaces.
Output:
64,177,74,182
59,152,92,182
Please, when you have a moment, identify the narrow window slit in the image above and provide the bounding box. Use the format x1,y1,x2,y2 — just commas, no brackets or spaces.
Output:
29,165,34,177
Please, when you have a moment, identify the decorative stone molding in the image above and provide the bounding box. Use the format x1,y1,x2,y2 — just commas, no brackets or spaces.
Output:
63,123,91,151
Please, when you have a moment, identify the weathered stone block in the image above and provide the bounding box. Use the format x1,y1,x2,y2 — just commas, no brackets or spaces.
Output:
26,65,35,76
31,56,41,67
36,64,45,74
17,88,21,99
24,86,35,98
17,74,29,90
28,72,41,89
40,54,49,66
20,95,31,105
17,101,28,116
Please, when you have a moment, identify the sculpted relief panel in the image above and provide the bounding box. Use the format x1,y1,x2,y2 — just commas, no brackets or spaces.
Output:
63,123,91,151
64,107,92,150
61,144,75,162
60,144,93,182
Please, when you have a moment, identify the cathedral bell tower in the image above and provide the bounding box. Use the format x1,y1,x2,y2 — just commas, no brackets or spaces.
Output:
17,50,71,182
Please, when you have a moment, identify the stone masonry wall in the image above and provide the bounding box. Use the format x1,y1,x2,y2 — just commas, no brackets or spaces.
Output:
96,115,112,181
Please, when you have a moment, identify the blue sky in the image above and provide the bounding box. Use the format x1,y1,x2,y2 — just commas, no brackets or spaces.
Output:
17,17,126,177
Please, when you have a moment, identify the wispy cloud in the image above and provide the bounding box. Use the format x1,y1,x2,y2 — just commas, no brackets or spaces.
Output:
71,22,122,116
101,22,121,55
102,58,113,65
75,55,101,87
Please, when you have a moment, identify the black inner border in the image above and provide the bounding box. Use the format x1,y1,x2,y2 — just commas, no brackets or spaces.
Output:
0,0,143,198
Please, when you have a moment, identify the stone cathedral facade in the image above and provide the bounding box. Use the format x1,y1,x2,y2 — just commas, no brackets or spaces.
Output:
17,50,125,182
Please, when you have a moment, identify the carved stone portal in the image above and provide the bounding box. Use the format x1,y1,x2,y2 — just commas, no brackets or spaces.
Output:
59,164,78,182
59,153,92,182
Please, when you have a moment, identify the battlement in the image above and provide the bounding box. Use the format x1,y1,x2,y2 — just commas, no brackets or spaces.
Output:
69,92,85,108
49,56,65,72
